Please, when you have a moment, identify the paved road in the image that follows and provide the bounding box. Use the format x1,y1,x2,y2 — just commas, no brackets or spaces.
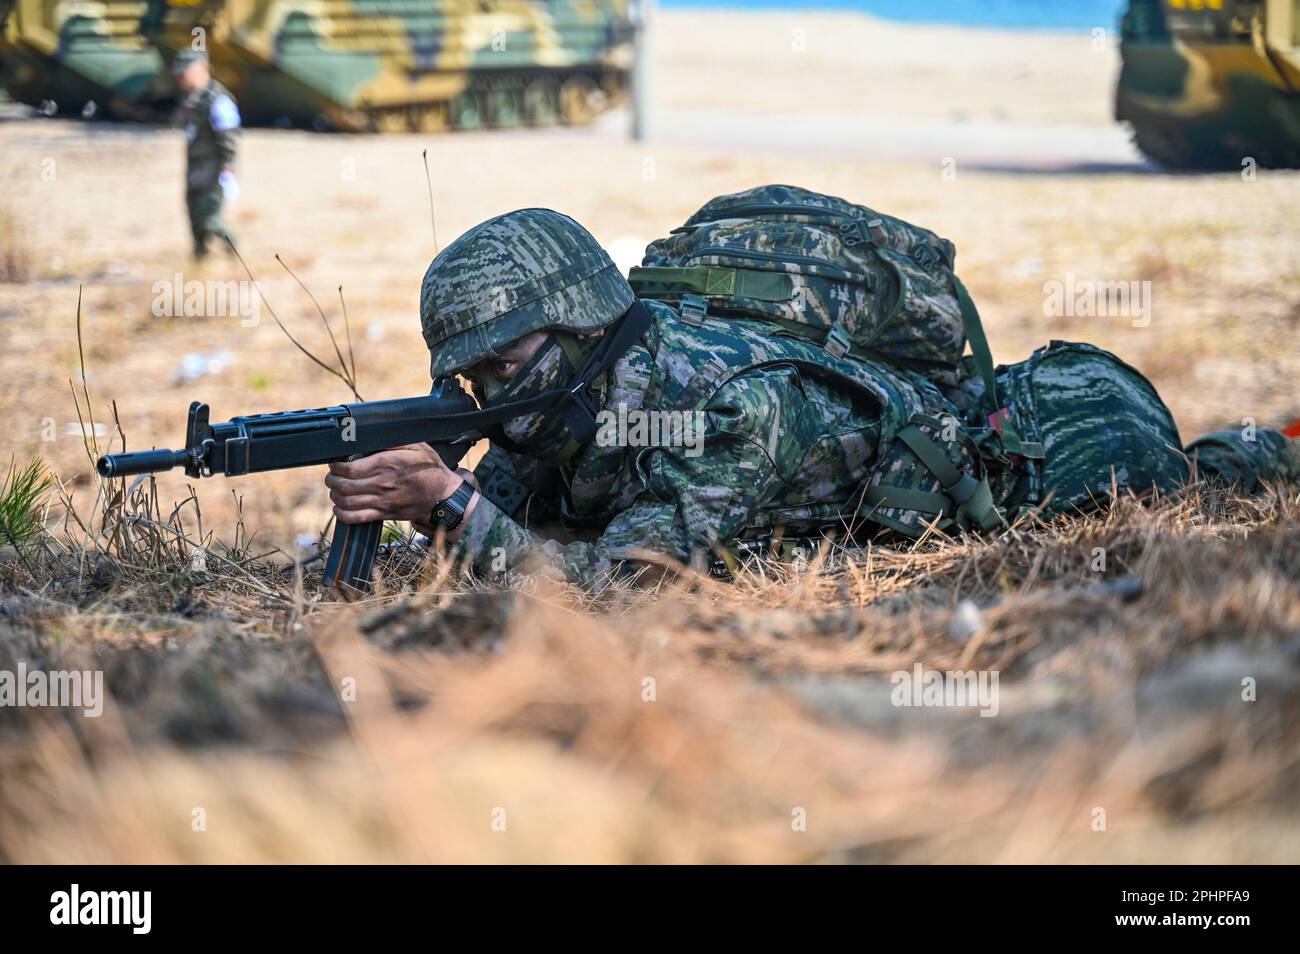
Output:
599,107,1150,173
4,99,1150,173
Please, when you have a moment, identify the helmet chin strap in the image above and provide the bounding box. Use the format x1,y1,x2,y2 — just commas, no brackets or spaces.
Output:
553,330,597,375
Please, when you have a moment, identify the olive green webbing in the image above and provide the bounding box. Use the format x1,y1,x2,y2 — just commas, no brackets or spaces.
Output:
861,484,953,516
626,268,1016,534
627,265,794,302
952,275,1041,459
864,424,1003,533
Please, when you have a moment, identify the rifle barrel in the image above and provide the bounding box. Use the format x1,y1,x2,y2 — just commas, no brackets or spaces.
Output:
96,449,187,478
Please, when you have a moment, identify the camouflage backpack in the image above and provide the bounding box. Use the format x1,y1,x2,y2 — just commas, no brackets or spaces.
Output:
628,184,989,389
988,341,1189,515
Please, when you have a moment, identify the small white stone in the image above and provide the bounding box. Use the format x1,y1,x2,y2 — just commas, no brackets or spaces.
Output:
948,599,984,642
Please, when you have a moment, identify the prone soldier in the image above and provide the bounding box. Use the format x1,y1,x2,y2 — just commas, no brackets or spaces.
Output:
324,205,1300,588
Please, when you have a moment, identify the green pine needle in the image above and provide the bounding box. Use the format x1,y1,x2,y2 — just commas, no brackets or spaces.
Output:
0,456,55,555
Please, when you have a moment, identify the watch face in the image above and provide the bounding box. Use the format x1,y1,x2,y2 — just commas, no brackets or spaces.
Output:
432,480,472,529
433,503,456,528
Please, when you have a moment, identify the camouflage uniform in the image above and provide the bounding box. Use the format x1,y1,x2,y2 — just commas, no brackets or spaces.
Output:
1186,427,1300,488
456,321,1299,589
460,300,901,585
176,77,240,258
423,209,1300,589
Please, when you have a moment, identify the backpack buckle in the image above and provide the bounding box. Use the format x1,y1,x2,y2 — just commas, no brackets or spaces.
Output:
679,293,708,325
913,245,941,272
839,219,865,247
839,218,877,247
839,217,888,247
824,323,851,358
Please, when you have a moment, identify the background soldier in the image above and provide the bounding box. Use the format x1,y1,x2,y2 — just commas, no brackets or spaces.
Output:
171,50,240,259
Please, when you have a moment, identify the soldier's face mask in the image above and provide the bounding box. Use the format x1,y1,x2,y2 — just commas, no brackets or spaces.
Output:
482,332,598,465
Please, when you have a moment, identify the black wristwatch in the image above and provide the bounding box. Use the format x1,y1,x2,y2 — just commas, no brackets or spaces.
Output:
429,479,476,531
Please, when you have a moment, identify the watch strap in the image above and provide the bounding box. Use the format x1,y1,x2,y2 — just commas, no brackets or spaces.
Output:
430,479,476,531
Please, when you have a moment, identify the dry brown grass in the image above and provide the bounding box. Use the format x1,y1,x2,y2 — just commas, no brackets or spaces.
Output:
1,458,1297,862
0,208,34,284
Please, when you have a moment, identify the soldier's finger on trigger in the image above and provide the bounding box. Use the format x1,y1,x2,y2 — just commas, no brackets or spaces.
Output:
333,454,391,479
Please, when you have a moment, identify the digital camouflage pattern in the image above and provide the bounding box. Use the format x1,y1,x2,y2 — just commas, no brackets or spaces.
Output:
987,341,1189,514
419,196,1300,587
952,341,1300,510
460,300,913,586
452,300,1197,586
631,184,968,387
454,312,1299,587
421,208,635,378
0,0,632,131
1117,0,1300,169
1187,427,1300,488
177,77,239,258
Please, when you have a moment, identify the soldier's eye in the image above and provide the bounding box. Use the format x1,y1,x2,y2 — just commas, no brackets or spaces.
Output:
492,360,517,378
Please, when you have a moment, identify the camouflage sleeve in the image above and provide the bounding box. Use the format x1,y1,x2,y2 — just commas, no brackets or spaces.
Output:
1186,427,1300,489
454,367,828,587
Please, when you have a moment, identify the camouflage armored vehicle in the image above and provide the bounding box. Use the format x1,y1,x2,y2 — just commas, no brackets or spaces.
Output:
0,0,633,131
1117,0,1300,169
0,0,175,120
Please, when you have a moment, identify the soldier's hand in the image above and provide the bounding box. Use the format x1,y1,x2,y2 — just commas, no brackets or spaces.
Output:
218,170,239,201
326,444,462,525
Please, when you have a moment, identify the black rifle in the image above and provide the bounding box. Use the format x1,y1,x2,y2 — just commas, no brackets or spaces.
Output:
96,378,481,591
95,301,655,592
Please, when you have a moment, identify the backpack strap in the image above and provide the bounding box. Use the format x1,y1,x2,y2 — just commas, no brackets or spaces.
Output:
862,423,1004,533
628,265,794,302
952,275,1043,460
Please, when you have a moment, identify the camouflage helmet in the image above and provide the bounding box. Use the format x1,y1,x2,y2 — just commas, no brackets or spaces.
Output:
420,208,636,378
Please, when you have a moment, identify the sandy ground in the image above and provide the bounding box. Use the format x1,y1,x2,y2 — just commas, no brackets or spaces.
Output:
0,7,1297,547
652,10,1121,126
643,9,1139,166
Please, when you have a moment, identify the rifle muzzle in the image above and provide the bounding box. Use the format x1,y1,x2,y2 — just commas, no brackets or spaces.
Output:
96,449,188,478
